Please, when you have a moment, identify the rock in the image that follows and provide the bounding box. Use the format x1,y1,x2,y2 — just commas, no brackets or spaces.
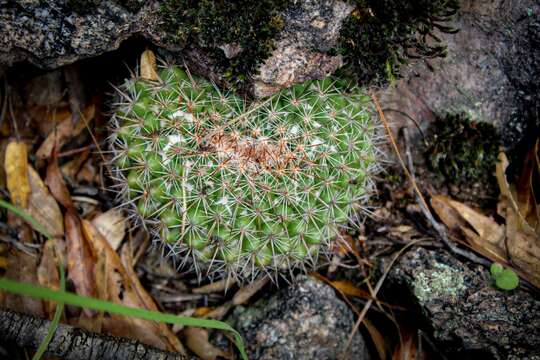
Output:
387,247,540,359
226,276,369,360
379,0,540,155
252,0,354,97
1,0,354,98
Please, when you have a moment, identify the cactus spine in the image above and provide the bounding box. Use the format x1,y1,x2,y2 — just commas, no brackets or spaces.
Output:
111,65,382,281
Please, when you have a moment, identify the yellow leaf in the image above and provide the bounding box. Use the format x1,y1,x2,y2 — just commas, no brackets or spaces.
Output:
5,141,30,207
140,49,159,81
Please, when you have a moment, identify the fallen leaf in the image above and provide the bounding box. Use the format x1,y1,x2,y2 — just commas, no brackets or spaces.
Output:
46,156,74,210
81,219,186,355
37,238,64,319
91,209,126,250
61,148,89,180
184,327,230,360
329,280,371,299
193,279,236,294
25,166,64,237
5,141,30,207
431,195,507,263
363,318,389,360
140,49,159,81
392,326,419,360
36,104,95,159
232,276,269,306
4,214,44,317
65,211,96,312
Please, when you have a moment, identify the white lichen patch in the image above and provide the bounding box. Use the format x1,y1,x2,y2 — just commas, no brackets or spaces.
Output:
413,263,467,303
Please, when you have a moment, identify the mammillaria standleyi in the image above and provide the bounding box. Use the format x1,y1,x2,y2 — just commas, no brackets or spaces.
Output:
111,65,382,281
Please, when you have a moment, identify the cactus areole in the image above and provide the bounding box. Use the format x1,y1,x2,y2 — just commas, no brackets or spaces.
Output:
111,65,381,280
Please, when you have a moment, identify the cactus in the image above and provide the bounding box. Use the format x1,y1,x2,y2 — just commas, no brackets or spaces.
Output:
110,65,382,281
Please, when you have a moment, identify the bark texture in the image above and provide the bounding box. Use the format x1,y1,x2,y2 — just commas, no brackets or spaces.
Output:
0,309,189,360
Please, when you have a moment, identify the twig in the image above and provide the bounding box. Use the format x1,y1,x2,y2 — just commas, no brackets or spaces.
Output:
0,309,188,360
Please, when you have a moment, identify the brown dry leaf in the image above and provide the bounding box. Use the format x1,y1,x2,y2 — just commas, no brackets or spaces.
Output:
46,157,74,210
4,214,44,317
37,238,65,319
503,203,540,288
61,148,89,180
81,219,186,355
363,318,389,360
193,279,235,294
184,327,230,360
5,140,30,207
329,280,371,299
392,326,420,360
36,104,96,159
140,49,159,81
26,166,64,237
431,194,507,263
65,211,96,311
91,209,126,250
232,276,269,306
496,151,534,233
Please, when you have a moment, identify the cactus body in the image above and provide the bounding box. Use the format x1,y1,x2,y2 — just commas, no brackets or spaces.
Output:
111,66,381,280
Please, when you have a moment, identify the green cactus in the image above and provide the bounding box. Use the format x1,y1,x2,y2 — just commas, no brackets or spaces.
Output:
111,65,382,280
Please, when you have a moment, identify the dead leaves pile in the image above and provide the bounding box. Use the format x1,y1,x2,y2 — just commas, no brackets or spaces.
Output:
432,142,540,289
0,110,189,353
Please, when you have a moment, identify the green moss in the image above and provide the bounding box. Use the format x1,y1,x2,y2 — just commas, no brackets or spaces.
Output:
425,113,500,190
336,0,459,85
159,0,290,90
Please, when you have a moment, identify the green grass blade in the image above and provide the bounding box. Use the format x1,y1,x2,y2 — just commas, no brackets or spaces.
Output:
0,277,248,359
31,263,65,360
0,199,52,239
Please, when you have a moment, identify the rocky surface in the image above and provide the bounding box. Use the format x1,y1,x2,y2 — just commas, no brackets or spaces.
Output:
225,276,369,360
387,247,540,359
252,0,354,97
379,0,540,156
0,0,353,97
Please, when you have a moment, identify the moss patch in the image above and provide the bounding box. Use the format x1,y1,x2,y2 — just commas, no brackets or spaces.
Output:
336,0,459,85
425,113,500,200
159,0,290,90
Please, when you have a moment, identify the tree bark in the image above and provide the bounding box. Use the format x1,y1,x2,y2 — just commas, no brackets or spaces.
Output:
0,309,190,360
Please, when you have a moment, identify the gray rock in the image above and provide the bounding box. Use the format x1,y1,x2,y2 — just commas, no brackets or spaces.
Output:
227,276,369,360
378,0,540,152
252,0,354,97
0,0,353,98
388,247,540,359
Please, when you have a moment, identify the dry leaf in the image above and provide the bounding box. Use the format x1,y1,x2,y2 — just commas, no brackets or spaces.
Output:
363,318,389,360
4,214,44,317
65,211,96,310
329,280,371,299
184,327,230,360
36,104,96,159
193,279,236,294
91,209,126,250
61,148,89,180
392,326,419,360
26,166,64,237
140,49,159,81
37,238,64,319
5,140,30,207
46,157,74,210
81,219,186,354
232,276,269,306
431,195,507,263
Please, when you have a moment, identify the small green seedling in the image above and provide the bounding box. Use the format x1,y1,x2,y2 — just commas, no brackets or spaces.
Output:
490,263,519,291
